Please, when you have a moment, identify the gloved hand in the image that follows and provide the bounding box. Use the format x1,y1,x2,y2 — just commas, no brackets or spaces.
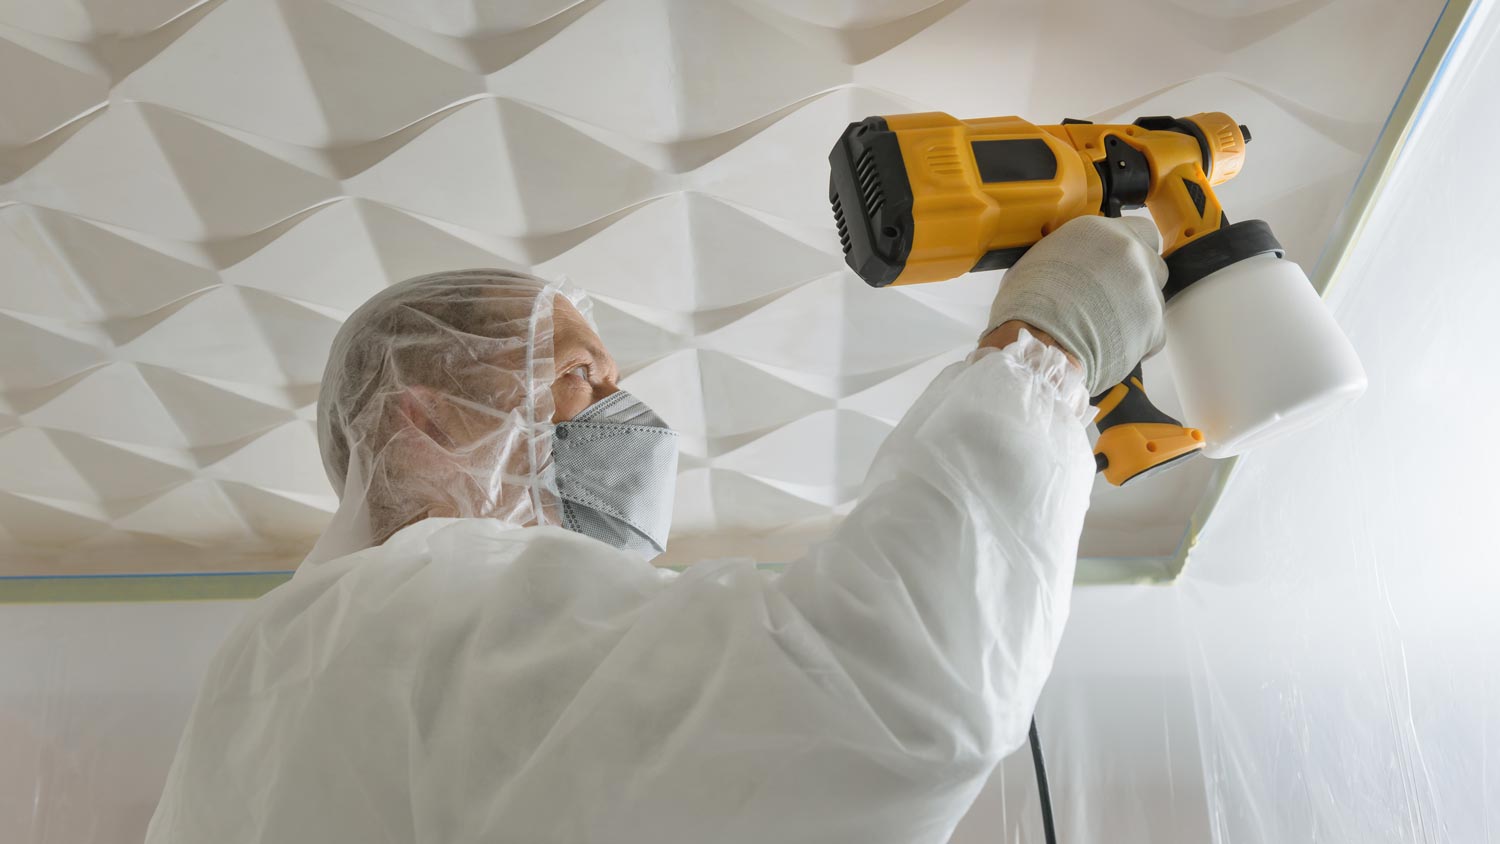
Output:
984,215,1168,396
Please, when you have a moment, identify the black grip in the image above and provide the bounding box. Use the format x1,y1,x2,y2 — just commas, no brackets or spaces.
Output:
1090,364,1185,430
1162,219,1284,301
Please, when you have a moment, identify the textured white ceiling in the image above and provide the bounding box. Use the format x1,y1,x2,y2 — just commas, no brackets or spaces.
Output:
0,0,1441,576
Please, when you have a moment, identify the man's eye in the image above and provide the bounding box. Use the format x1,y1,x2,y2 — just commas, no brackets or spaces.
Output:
569,365,591,381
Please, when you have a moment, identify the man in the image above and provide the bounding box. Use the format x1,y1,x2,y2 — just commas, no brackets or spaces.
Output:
147,216,1166,843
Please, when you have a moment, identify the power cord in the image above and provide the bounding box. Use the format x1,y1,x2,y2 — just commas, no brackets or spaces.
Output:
1028,716,1058,844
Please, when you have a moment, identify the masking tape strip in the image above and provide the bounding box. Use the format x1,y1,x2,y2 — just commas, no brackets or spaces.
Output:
0,572,294,604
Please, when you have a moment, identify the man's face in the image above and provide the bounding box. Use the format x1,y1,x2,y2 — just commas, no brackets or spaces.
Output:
550,296,620,423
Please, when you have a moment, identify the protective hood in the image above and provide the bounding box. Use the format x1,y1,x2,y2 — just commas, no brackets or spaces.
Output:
305,269,591,566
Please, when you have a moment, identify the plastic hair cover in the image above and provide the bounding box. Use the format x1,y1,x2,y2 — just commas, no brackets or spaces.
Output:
305,268,590,566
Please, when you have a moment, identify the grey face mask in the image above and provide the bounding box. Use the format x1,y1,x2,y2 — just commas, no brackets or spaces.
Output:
553,390,679,557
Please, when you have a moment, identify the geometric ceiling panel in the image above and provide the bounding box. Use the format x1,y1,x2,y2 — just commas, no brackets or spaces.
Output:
538,192,840,312
336,0,588,41
0,313,108,392
344,98,662,237
713,408,894,506
6,102,210,237
201,421,331,498
488,0,852,143
0,33,108,147
109,479,249,547
136,364,293,445
693,86,924,226
621,348,832,457
115,0,482,146
0,0,1444,578
701,273,969,381
18,362,189,449
0,205,216,321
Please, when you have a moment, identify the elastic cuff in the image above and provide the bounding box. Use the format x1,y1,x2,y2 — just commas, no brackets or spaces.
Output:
968,329,1092,425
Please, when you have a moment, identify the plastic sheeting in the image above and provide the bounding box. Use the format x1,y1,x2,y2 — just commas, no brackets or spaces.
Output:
1180,2,1500,835
0,602,248,842
956,1,1500,839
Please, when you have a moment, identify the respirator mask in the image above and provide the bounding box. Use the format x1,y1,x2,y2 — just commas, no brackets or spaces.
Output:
553,390,679,557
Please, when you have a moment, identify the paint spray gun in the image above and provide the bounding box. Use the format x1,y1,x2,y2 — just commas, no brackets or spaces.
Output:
828,112,1367,484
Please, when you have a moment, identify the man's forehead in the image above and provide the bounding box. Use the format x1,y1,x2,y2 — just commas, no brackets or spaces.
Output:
432,286,544,336
550,297,607,355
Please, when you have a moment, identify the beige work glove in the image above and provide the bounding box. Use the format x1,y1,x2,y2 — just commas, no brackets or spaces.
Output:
984,215,1168,396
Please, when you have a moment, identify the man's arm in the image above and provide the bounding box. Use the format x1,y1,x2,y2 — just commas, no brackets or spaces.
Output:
771,216,1169,774
772,329,1094,769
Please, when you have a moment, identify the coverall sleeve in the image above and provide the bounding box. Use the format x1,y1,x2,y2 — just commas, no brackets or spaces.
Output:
774,331,1095,772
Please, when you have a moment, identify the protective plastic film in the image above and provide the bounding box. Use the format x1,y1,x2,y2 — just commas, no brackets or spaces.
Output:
954,2,1500,839
1179,3,1500,837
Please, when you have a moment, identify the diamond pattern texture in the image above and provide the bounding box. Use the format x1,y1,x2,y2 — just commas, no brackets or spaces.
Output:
0,0,1442,575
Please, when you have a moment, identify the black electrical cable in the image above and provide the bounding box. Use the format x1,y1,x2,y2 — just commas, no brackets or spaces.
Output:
1028,716,1058,844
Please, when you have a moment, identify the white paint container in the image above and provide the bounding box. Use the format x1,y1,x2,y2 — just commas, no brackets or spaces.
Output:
1164,254,1367,458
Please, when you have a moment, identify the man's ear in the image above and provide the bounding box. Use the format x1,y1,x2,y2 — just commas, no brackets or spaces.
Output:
398,385,449,446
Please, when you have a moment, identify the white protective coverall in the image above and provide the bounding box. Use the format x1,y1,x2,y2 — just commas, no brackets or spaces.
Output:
146,270,1095,844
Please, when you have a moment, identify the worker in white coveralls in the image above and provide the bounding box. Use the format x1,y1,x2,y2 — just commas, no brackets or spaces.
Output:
147,216,1166,844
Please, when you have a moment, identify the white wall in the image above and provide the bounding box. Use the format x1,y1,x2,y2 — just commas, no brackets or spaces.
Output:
0,603,248,843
